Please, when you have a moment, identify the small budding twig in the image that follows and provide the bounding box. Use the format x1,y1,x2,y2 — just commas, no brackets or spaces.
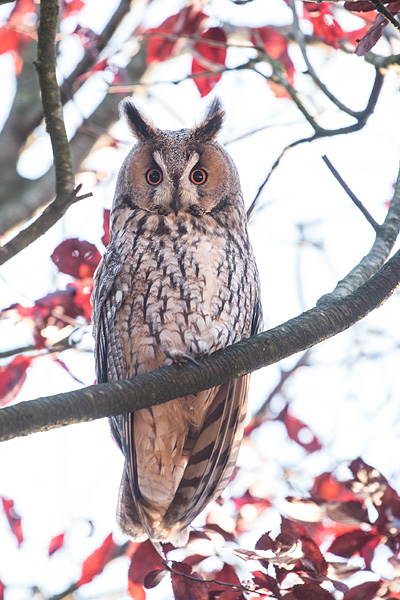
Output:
322,155,381,232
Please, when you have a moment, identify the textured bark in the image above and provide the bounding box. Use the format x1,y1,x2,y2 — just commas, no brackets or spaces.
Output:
1,245,399,442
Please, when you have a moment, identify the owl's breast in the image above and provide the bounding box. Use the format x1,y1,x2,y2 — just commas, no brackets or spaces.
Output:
112,215,254,377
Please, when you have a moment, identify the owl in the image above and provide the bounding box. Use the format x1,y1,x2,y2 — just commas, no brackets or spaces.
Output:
91,98,262,548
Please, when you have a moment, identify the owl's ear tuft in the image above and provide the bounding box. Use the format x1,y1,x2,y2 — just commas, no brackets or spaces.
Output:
192,98,224,142
119,98,159,140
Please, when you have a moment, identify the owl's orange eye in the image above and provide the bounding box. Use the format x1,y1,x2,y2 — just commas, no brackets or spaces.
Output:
146,168,163,185
190,169,207,185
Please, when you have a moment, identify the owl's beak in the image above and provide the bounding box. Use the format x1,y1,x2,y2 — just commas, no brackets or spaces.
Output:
170,194,181,216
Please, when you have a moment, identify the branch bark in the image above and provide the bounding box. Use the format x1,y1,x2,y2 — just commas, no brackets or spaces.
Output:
1,244,400,443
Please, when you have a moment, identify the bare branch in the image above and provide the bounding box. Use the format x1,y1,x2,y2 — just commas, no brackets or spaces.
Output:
322,155,381,232
1,243,400,442
0,186,92,266
368,0,400,33
33,0,74,199
247,68,384,220
318,162,400,302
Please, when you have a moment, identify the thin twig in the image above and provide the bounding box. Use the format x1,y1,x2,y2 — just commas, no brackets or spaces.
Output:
289,0,359,118
0,187,92,266
247,68,384,220
368,0,400,33
322,155,381,232
162,561,265,596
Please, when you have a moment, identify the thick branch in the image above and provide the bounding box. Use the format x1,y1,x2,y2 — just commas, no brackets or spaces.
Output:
34,0,74,199
1,247,400,443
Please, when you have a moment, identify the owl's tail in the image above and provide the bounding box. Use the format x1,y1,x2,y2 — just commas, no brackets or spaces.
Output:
114,375,249,547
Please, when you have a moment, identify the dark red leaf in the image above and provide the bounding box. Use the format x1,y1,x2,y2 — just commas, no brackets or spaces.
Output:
345,0,400,10
191,27,227,97
145,6,207,64
292,583,335,599
0,579,4,600
128,540,165,585
281,517,328,575
209,563,243,600
277,404,322,453
170,561,208,600
344,580,383,600
49,532,65,556
68,277,93,321
328,529,379,558
256,532,275,551
102,209,110,247
0,355,33,406
252,27,295,98
51,238,101,279
203,522,236,542
78,533,117,585
1,497,23,546
143,569,168,589
251,570,277,593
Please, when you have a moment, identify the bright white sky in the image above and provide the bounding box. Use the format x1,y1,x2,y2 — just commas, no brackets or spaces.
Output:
1,0,400,597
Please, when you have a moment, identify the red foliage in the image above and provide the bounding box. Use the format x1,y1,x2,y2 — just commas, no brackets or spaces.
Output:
170,561,208,600
353,2,400,55
0,355,33,405
0,0,35,72
69,278,93,321
208,563,243,600
191,27,227,97
145,5,207,64
311,472,355,502
328,528,379,558
102,209,110,247
51,239,101,279
1,497,23,546
128,539,168,598
303,2,345,48
277,403,322,453
61,0,85,18
344,580,383,600
48,532,65,557
0,579,4,600
78,533,117,586
292,583,335,599
252,27,295,98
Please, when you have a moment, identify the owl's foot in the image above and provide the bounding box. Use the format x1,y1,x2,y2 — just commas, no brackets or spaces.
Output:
167,350,201,367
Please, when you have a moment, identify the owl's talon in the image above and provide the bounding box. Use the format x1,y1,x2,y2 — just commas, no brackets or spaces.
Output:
167,350,201,367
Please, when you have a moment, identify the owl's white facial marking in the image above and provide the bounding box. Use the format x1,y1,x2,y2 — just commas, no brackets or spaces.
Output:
179,152,200,211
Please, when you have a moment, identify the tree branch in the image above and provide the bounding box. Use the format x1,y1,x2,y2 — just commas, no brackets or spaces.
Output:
34,0,74,199
1,244,400,442
318,161,400,303
322,155,380,232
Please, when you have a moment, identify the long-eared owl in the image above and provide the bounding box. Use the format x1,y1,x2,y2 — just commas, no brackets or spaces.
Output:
91,98,262,547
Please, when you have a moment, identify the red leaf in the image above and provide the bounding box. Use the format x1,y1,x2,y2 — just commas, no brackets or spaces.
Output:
128,540,165,585
102,209,110,247
345,0,400,10
344,580,383,600
170,561,208,600
127,582,146,600
0,355,33,406
145,6,207,64
68,277,93,321
0,579,4,600
208,563,243,600
143,569,168,589
292,583,335,599
303,2,345,48
311,472,355,502
78,533,117,586
62,0,85,18
281,517,328,575
51,239,101,279
252,27,295,98
0,28,19,54
49,532,65,556
0,0,35,56
328,529,379,558
277,404,322,453
191,27,227,97
251,570,277,593
1,497,23,546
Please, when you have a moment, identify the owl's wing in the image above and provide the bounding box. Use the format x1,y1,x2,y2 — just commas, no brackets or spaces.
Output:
160,375,249,536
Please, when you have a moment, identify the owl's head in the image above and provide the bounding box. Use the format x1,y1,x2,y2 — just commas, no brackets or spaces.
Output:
111,98,245,232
